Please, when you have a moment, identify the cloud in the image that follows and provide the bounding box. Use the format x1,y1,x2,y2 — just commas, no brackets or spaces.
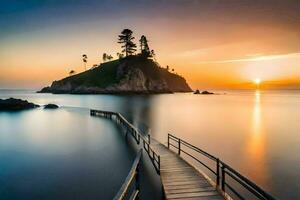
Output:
197,52,300,64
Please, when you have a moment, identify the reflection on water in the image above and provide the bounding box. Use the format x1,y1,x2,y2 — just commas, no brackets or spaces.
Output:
0,108,137,200
1,90,300,199
245,90,270,189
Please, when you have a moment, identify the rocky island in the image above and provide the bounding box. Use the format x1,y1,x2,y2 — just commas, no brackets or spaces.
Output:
39,56,191,94
39,29,192,94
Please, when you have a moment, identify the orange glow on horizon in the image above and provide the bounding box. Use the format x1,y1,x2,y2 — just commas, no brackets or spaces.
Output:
1,18,300,89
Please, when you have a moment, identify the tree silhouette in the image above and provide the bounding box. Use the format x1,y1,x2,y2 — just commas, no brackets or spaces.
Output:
166,65,169,71
117,52,124,59
69,70,75,76
82,54,88,71
102,53,107,62
118,29,137,57
139,35,150,57
150,50,156,61
107,55,113,61
103,53,107,62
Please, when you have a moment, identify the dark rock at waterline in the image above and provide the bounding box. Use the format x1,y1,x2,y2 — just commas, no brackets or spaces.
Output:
201,90,214,94
194,90,200,94
39,86,51,93
194,90,214,95
0,98,40,111
44,104,59,109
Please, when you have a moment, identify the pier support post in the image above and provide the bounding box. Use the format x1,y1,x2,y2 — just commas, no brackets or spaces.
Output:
221,165,225,192
178,139,181,155
216,159,220,186
148,134,151,144
158,155,161,174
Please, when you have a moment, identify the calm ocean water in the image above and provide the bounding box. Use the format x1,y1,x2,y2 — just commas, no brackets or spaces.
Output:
0,89,300,199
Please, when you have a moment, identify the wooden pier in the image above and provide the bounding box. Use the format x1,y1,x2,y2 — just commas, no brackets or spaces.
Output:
152,142,224,200
91,109,277,200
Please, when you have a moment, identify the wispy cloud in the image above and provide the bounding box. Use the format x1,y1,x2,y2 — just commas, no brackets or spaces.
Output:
198,52,300,64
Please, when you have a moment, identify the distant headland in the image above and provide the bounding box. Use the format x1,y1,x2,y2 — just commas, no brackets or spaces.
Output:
39,29,192,94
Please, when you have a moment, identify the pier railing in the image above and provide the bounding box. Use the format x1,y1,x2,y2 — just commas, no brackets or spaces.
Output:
113,150,142,200
90,110,160,174
168,134,277,200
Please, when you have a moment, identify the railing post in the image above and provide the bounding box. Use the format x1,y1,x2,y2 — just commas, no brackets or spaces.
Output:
148,134,151,144
152,150,155,161
221,165,225,192
216,158,220,186
158,155,161,173
167,134,170,149
125,128,128,139
178,139,181,155
137,134,140,144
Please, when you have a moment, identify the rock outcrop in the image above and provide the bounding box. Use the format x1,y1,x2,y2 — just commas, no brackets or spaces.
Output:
44,104,59,109
194,90,214,95
39,56,192,94
0,98,40,111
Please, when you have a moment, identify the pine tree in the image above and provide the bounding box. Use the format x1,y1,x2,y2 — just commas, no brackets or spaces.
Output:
139,35,150,57
82,54,88,71
118,29,137,57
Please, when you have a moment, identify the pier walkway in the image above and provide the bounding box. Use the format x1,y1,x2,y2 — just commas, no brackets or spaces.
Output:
90,109,277,200
151,141,224,200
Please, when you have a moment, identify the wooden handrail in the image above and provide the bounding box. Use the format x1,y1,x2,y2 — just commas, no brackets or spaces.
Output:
113,150,142,200
91,109,160,174
167,133,277,200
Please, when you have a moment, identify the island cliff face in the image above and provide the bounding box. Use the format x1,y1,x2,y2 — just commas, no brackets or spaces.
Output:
39,56,192,94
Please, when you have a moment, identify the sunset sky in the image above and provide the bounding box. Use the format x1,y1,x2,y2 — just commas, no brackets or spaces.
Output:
0,0,299,89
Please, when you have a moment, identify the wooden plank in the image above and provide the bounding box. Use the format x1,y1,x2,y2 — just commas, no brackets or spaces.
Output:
151,142,224,200
168,195,224,200
163,180,209,186
163,183,211,190
165,187,215,195
167,191,220,199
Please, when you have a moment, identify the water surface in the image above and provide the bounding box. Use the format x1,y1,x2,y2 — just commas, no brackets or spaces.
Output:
1,90,300,199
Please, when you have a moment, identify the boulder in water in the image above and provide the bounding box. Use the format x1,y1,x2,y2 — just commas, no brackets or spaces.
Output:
194,89,200,94
0,98,40,111
201,90,214,94
44,104,59,109
194,90,214,95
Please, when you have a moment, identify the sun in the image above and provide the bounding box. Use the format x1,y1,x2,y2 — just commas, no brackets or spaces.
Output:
254,78,261,85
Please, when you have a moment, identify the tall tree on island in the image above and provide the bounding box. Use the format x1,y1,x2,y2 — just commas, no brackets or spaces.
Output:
139,35,150,57
118,29,137,57
82,54,88,71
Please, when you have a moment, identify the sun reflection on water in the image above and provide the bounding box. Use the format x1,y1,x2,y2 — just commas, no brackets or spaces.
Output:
245,90,270,188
